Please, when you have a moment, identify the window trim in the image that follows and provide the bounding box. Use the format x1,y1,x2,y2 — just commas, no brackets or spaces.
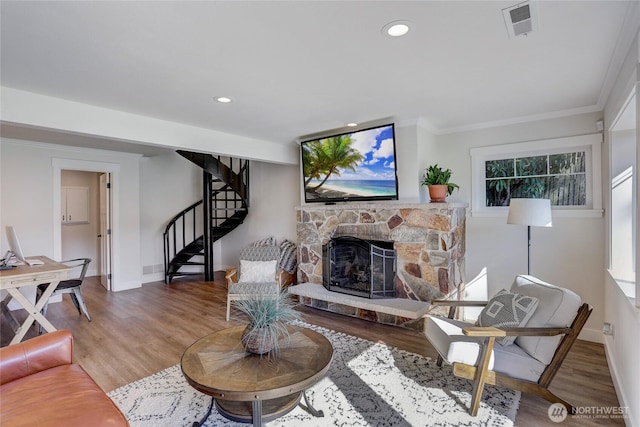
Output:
608,85,637,306
610,166,635,283
470,133,603,218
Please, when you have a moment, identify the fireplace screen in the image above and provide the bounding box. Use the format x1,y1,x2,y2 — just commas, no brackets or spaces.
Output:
322,236,396,299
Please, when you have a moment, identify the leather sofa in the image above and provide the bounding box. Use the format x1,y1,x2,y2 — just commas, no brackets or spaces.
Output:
0,329,129,427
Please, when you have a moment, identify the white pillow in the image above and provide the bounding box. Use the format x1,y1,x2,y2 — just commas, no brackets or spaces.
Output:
238,260,277,283
510,275,581,364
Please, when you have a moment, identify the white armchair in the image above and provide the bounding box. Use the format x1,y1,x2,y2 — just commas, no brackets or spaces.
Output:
424,275,592,416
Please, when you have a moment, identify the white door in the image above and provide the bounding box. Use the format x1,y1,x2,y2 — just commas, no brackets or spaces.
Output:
99,173,112,290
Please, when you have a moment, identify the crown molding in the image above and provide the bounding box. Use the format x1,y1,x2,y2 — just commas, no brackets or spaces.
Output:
596,0,640,110
436,104,602,135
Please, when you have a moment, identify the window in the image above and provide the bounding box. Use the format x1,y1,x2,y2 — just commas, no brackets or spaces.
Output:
485,151,586,206
470,133,603,217
609,88,636,303
611,166,635,284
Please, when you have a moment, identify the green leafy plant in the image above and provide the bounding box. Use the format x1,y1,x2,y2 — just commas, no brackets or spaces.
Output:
420,164,460,195
235,290,302,355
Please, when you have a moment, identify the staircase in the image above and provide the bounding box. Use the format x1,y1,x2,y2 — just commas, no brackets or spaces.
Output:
163,151,249,284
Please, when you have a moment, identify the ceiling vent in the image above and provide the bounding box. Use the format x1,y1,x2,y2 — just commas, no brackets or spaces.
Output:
503,1,536,39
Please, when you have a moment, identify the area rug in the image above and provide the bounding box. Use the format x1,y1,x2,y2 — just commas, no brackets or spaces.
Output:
108,322,520,426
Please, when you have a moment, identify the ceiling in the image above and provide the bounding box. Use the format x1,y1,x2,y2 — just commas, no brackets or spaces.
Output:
0,1,638,156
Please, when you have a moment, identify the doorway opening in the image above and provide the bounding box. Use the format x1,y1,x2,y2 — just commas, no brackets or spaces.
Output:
59,170,112,290
53,159,118,291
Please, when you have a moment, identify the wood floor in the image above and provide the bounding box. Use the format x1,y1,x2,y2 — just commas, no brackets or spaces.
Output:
1,273,623,426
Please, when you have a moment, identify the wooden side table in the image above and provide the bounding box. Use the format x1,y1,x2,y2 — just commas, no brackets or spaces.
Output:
181,325,333,426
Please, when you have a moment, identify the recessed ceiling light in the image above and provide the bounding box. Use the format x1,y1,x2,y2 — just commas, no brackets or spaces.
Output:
382,21,411,37
215,96,232,103
346,122,358,127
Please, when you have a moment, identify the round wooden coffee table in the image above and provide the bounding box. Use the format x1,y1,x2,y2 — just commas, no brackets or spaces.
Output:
181,325,333,426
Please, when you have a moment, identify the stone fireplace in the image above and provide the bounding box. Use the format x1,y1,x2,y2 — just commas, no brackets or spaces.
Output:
294,203,467,329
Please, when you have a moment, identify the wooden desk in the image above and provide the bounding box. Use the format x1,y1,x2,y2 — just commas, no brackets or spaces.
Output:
0,256,71,345
181,325,333,426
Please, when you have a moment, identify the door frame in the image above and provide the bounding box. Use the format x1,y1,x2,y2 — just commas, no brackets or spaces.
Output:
52,159,120,290
99,172,112,291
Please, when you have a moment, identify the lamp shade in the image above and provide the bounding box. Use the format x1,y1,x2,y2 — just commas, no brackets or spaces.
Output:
507,198,552,227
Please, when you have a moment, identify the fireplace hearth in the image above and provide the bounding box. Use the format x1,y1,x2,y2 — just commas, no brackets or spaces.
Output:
323,236,396,299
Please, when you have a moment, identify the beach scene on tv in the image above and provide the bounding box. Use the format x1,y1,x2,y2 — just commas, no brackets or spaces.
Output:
302,124,398,202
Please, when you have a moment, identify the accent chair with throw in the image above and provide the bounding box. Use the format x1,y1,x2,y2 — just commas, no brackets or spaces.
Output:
225,245,283,321
424,274,592,416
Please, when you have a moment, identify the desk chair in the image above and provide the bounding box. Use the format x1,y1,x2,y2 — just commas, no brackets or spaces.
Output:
36,258,92,329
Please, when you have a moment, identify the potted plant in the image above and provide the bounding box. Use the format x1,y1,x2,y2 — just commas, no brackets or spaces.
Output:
421,164,459,202
235,290,302,355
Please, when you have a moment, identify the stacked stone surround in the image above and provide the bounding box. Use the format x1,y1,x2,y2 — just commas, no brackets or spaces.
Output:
295,203,467,329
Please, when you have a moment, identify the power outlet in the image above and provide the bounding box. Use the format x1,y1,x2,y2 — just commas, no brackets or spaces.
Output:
603,322,614,337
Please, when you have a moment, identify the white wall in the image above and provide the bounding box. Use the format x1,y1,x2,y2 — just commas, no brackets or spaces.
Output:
431,111,606,342
611,129,637,176
219,160,300,269
604,276,640,426
394,123,420,202
602,27,640,427
0,139,142,293
139,152,203,282
417,122,439,203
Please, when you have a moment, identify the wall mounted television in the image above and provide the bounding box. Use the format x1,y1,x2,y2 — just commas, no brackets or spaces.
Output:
301,123,399,203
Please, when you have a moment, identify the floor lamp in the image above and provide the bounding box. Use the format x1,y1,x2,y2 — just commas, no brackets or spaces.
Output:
507,198,552,275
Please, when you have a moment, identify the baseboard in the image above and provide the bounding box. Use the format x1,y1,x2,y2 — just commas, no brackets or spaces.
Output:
142,272,165,284
141,267,231,285
113,280,141,292
604,336,636,427
579,327,604,344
